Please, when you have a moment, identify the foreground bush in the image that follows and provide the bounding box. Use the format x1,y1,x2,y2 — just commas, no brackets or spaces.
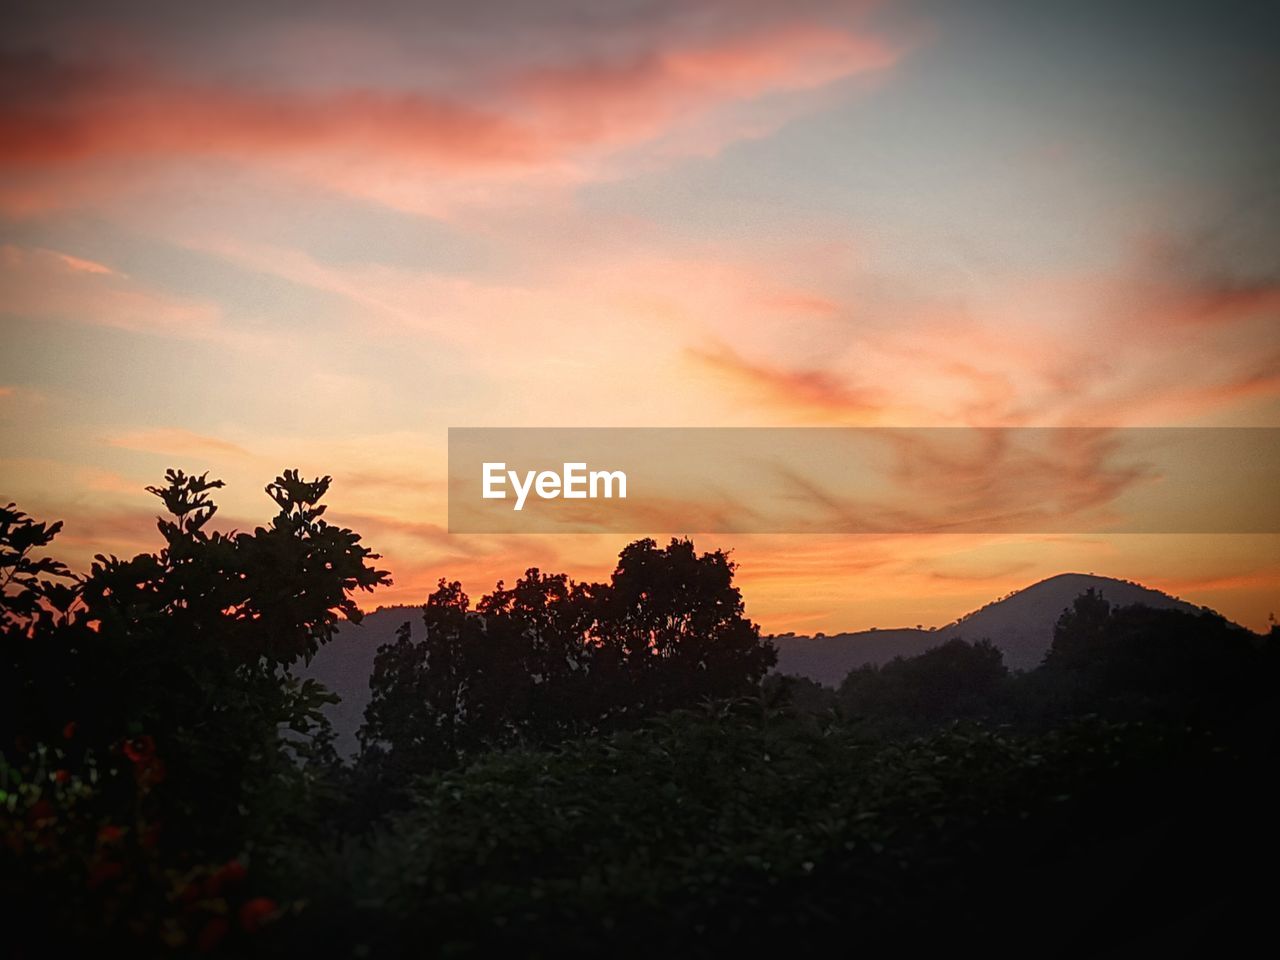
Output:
275,704,1277,958
2,473,387,953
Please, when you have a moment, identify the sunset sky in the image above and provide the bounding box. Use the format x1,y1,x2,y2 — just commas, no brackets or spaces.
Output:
2,0,1277,634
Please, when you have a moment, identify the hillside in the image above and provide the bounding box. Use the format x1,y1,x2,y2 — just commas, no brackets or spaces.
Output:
302,605,421,758
304,574,1215,756
771,573,1205,685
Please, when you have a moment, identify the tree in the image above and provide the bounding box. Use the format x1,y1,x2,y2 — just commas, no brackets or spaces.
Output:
839,638,1008,721
358,538,777,777
2,469,390,854
476,570,595,738
587,538,777,719
1,502,81,740
1042,588,1114,671
1040,596,1265,719
361,581,480,775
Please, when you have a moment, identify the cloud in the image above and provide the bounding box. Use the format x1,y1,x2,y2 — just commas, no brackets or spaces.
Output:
0,56,535,169
1160,281,1280,328
918,561,1035,584
51,250,117,275
107,428,252,460
0,17,901,213
1151,563,1280,596
686,343,888,422
48,506,161,556
0,243,256,345
514,24,897,150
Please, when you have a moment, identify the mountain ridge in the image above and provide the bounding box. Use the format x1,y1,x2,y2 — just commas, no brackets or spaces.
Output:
770,572,1213,684
304,572,1232,756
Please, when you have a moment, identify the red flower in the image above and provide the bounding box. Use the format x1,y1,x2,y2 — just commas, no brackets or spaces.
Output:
121,736,166,786
137,757,166,786
123,735,156,764
238,897,278,934
196,917,229,953
53,769,70,784
62,721,77,740
207,859,248,895
97,825,124,845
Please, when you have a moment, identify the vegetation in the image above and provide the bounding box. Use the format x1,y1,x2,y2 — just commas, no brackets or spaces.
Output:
359,539,775,803
2,470,1276,955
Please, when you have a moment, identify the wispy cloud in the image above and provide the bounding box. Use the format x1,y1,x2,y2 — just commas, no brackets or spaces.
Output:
107,427,252,460
686,343,888,422
0,243,266,347
0,20,901,214
51,250,117,275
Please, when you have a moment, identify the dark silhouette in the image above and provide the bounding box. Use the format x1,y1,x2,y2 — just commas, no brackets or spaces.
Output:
838,637,1008,722
4,470,1278,956
358,538,777,789
771,572,1202,681
2,471,388,952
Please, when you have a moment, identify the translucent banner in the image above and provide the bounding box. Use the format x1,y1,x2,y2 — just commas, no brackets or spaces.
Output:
447,427,1280,534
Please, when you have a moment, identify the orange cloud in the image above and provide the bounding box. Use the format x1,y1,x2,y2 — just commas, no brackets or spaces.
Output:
107,428,252,460
0,22,900,213
1163,281,1280,328
0,48,529,169
517,24,898,149
686,343,888,422
52,250,117,275
0,243,243,343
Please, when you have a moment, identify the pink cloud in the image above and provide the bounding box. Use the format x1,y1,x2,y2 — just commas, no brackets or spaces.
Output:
0,21,902,213
515,24,898,149
0,243,233,341
686,342,888,422
107,428,252,460
51,250,117,275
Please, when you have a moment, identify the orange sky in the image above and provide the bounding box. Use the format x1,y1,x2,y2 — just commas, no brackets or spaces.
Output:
2,0,1277,634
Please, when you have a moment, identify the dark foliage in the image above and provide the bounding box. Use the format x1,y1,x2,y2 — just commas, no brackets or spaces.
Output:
2,471,388,952
838,637,1008,722
1038,588,1268,720
358,538,777,788
4,478,1278,956
277,707,1278,958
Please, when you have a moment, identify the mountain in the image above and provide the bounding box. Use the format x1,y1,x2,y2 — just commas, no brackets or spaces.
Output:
771,573,1205,685
302,573,1213,757
302,605,421,759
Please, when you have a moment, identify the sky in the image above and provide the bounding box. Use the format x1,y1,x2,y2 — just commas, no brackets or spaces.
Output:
1,0,1278,634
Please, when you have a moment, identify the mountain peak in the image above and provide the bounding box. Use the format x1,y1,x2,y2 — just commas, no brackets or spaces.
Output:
771,573,1207,685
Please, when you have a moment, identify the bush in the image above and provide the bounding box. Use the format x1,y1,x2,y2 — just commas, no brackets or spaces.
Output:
271,704,1265,958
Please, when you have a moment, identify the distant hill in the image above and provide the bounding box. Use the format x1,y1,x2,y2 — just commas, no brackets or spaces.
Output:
302,605,421,759
771,573,1207,685
302,574,1217,757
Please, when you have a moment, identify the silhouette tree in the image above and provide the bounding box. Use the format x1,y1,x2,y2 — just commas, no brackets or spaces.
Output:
361,580,482,774
839,638,1008,721
476,569,595,737
1042,587,1113,670
587,538,777,719
1041,596,1265,719
1,503,81,742
358,537,776,776
3,469,390,854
